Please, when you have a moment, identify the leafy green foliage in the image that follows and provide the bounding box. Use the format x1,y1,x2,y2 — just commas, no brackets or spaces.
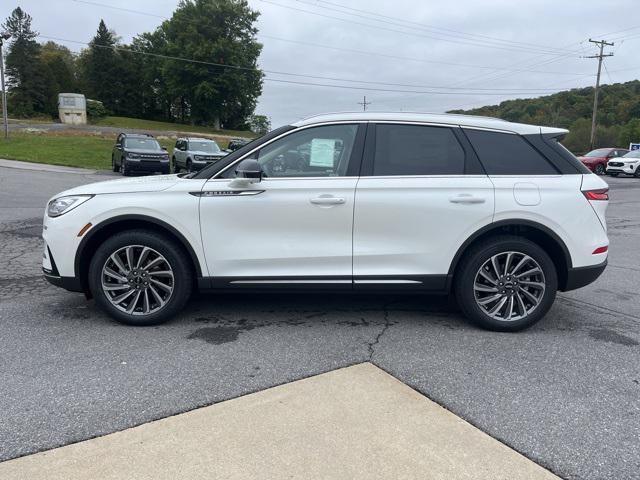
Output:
86,99,108,119
449,80,640,153
248,114,270,134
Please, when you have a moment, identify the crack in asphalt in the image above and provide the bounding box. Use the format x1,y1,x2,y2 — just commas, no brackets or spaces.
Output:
367,306,394,360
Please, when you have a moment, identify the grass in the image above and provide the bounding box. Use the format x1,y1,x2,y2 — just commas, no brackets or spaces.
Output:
0,132,176,170
93,116,255,138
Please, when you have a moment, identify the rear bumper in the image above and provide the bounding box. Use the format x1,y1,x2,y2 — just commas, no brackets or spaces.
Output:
562,259,607,291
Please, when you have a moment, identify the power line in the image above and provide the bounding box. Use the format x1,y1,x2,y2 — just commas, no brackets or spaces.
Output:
257,0,583,56
260,34,593,76
288,0,581,54
38,34,571,93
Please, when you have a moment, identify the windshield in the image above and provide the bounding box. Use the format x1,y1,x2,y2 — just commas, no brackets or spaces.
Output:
623,150,640,158
189,140,220,153
125,138,162,150
584,148,611,157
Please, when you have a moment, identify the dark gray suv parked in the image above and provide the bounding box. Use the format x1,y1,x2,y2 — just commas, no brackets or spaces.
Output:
112,133,170,176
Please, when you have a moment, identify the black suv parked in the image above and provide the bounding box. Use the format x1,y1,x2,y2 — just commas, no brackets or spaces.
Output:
112,133,170,176
227,138,250,151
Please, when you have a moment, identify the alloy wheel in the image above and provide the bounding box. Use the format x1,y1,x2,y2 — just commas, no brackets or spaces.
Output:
473,251,546,322
101,245,174,316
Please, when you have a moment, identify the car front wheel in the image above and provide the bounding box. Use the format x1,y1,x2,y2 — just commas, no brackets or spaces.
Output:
454,236,557,332
88,230,193,326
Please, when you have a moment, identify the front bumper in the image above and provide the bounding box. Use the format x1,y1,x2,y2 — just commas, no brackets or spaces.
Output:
125,160,170,173
42,245,83,292
562,259,607,291
606,163,638,175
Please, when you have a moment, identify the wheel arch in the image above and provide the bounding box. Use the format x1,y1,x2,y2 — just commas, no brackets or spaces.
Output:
448,220,573,291
75,214,202,295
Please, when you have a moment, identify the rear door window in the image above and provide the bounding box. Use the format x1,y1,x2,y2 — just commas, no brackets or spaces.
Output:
464,129,558,175
373,124,465,176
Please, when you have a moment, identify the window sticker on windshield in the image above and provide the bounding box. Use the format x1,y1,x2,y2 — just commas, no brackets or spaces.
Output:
309,138,336,167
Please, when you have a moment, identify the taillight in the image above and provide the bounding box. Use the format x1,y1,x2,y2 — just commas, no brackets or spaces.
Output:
583,188,609,201
592,246,608,254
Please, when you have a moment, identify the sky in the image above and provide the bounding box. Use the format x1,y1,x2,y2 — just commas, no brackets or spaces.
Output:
3,0,639,126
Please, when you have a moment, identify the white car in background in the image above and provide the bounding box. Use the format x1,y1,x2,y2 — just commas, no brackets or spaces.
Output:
172,137,227,173
42,112,609,332
606,150,640,177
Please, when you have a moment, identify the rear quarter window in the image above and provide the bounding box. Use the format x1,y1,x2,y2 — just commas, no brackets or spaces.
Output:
464,129,558,175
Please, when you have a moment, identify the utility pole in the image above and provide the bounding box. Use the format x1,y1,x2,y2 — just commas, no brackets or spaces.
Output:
0,32,10,139
586,38,614,150
357,95,371,112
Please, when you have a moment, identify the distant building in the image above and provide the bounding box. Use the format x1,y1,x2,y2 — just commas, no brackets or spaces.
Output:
58,93,87,125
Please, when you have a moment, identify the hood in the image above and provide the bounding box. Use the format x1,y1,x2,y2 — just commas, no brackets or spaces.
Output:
191,150,226,157
125,148,168,155
54,174,181,197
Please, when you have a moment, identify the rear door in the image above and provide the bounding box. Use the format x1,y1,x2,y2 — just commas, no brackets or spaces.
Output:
353,123,495,289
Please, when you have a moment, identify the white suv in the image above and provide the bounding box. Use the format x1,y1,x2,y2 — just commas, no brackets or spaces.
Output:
172,137,227,173
42,113,609,331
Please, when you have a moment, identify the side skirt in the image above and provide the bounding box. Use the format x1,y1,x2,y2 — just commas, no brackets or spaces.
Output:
197,275,450,294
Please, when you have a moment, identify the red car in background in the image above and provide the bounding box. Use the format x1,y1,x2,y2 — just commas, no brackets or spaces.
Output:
577,147,629,175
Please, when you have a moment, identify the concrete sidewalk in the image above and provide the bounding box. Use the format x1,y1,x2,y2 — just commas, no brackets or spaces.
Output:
0,158,99,175
0,363,558,480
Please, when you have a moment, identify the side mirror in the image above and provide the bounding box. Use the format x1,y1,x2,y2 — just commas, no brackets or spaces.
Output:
229,159,263,188
115,143,122,149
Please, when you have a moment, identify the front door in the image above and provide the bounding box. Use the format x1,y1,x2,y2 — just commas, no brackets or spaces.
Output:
199,123,365,286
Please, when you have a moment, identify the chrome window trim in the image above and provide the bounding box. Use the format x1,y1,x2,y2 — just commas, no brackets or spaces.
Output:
212,121,367,180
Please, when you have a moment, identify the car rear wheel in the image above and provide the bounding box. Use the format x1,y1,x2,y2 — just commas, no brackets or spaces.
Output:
88,230,193,326
454,236,557,332
595,164,605,175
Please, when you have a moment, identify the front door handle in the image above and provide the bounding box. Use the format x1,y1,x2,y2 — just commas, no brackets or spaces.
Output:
310,196,346,206
449,194,486,204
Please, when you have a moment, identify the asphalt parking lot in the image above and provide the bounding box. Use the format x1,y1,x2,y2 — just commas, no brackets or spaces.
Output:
1,164,639,480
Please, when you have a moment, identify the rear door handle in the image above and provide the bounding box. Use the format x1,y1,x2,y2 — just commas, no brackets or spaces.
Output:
310,196,346,205
449,194,486,204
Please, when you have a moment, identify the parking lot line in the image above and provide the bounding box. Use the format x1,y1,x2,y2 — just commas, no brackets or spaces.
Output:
0,363,558,480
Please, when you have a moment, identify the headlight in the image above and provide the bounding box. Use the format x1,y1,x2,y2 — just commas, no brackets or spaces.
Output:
127,152,141,160
47,195,93,217
194,155,203,161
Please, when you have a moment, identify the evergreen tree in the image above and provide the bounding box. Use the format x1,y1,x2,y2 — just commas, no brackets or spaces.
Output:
2,7,47,117
83,20,120,112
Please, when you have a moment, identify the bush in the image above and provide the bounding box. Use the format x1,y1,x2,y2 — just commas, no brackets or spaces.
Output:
86,99,108,120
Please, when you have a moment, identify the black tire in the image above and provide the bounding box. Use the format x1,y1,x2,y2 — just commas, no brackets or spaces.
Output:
88,230,193,326
112,155,118,173
186,159,192,173
121,160,130,176
454,235,557,332
595,164,605,175
634,167,640,178
172,156,178,173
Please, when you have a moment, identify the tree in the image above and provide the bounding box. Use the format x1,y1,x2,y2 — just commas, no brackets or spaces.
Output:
618,118,640,147
248,114,270,134
161,0,263,128
2,7,47,117
40,41,78,116
82,20,121,112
